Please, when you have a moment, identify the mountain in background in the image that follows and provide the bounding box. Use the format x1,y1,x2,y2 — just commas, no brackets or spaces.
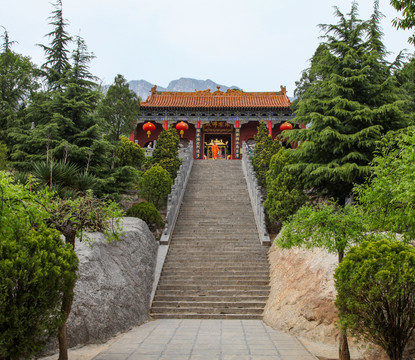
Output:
126,77,240,101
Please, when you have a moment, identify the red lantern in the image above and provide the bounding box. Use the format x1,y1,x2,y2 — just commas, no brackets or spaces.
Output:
280,122,293,131
175,121,189,138
142,122,156,138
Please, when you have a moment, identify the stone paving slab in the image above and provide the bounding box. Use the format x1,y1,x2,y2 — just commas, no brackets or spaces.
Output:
92,319,316,360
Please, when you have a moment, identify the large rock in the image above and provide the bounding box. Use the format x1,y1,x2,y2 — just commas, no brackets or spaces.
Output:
263,244,390,360
47,217,158,351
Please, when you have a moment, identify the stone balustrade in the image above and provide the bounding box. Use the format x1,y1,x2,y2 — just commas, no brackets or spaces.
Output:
160,141,194,244
241,142,271,245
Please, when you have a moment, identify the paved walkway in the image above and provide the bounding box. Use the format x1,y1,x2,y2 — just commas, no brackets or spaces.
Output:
92,319,316,360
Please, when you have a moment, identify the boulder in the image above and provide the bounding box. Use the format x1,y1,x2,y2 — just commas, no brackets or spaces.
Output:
263,244,390,360
45,217,158,352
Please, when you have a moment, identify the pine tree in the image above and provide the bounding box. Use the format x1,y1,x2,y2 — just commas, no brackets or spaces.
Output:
98,74,140,143
38,0,71,91
287,1,409,203
252,121,281,189
0,28,39,147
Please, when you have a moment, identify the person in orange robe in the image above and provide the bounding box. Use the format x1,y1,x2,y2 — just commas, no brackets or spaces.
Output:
212,142,219,159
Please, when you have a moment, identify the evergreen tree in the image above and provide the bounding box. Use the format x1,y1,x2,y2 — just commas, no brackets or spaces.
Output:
0,28,39,148
264,148,307,227
390,0,415,45
252,121,281,189
10,21,106,173
152,126,181,179
38,0,71,91
287,1,409,202
98,74,140,143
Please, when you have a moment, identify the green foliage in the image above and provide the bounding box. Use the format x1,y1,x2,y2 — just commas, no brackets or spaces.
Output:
0,172,78,359
116,136,145,168
152,126,181,179
95,165,141,200
98,74,140,143
390,0,415,45
152,126,180,162
31,160,97,197
38,0,71,90
155,157,182,180
355,128,415,241
126,202,164,231
334,238,415,360
0,143,7,170
0,29,39,148
277,202,366,262
139,164,173,209
264,149,307,225
287,3,409,202
252,121,281,189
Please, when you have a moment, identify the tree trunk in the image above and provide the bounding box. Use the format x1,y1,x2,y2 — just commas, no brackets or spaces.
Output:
339,331,351,360
58,230,77,360
58,284,74,360
338,250,351,360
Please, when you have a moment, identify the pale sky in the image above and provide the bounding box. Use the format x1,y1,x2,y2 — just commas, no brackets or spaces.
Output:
2,0,413,97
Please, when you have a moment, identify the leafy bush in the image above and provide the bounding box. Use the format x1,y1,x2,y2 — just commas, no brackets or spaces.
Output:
126,202,164,231
264,149,306,226
155,157,182,179
335,239,415,360
0,172,78,359
116,136,145,168
139,164,173,209
252,121,281,189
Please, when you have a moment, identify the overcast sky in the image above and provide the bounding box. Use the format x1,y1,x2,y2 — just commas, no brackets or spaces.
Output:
2,0,413,97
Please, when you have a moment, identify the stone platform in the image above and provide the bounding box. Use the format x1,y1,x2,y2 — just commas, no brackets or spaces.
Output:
92,319,316,360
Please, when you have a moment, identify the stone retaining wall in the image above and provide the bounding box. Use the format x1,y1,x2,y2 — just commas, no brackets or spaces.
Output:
45,217,158,352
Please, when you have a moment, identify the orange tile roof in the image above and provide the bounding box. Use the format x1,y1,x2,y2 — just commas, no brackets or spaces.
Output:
141,86,291,109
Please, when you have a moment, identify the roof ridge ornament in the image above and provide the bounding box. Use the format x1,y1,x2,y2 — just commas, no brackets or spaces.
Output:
280,85,286,95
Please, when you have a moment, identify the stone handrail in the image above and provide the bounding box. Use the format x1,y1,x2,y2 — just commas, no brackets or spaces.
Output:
160,141,194,244
241,141,271,245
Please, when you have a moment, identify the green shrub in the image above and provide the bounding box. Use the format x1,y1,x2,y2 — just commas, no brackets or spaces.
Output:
0,226,78,359
252,122,281,189
116,136,145,168
155,157,182,179
335,239,415,360
139,164,173,209
264,149,306,226
126,202,164,231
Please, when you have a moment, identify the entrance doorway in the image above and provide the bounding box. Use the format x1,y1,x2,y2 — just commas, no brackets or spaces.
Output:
204,133,232,159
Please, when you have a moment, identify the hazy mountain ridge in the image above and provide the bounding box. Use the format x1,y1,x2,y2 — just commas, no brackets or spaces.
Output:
126,77,240,101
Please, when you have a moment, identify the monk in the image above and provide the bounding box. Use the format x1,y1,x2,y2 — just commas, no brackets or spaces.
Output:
212,142,219,159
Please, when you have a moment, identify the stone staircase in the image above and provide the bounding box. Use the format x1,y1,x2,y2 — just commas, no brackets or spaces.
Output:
150,160,270,319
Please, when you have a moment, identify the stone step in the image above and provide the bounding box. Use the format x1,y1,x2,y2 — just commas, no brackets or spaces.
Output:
158,279,269,286
156,284,269,292
154,289,270,297
150,313,263,320
150,307,264,315
153,295,269,302
152,301,265,308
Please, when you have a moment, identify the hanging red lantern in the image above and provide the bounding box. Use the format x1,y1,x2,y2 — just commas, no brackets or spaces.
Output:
280,122,293,131
142,122,156,138
175,121,189,138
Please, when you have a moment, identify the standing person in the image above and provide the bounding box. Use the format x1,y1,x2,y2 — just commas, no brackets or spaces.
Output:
212,141,219,160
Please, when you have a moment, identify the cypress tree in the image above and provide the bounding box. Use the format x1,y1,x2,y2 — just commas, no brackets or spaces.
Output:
287,1,409,203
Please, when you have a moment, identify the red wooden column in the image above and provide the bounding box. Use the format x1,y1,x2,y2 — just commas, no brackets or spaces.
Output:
129,131,135,142
268,120,273,139
164,120,168,130
195,120,202,159
234,120,241,159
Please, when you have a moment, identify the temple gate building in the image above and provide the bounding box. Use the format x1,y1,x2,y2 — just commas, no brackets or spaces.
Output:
129,85,294,159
